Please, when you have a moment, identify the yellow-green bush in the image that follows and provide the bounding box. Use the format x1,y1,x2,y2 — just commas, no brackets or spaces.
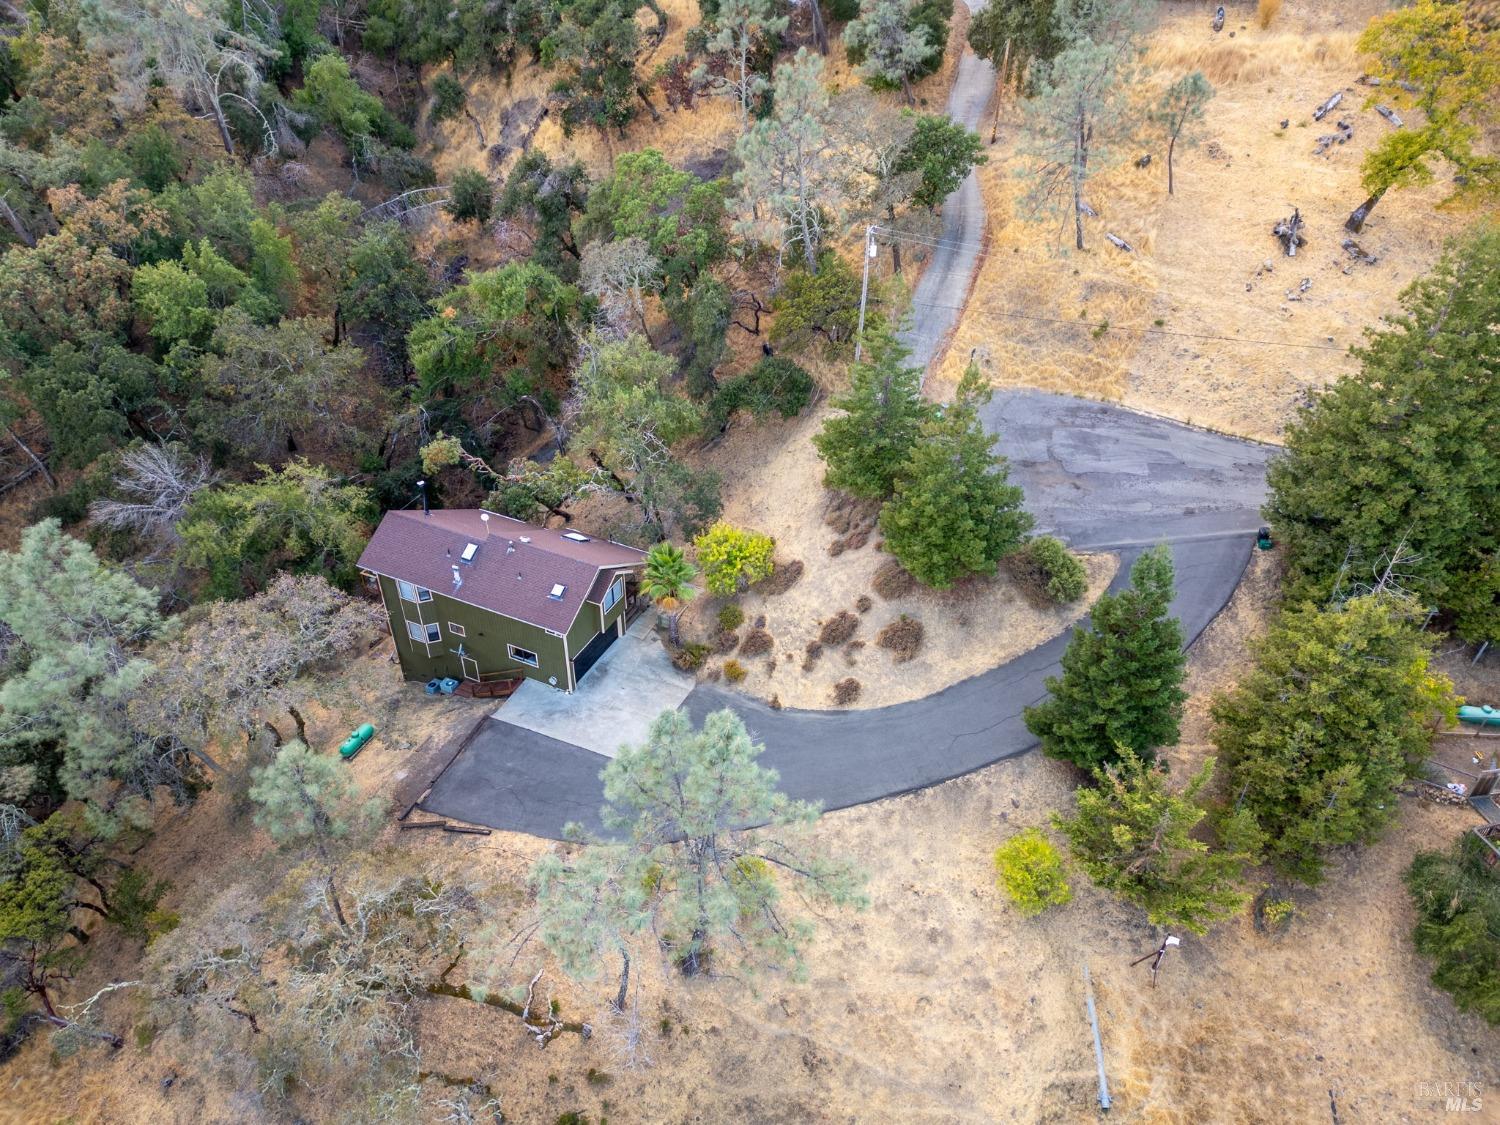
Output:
993,828,1072,917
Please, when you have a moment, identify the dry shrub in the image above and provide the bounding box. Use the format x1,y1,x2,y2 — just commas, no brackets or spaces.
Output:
819,611,860,646
740,629,774,657
824,493,879,535
877,615,924,663
855,595,873,613
802,640,823,672
872,559,917,601
832,678,862,706
844,639,866,665
713,630,740,654
828,538,847,558
704,666,722,682
753,614,766,628
769,693,783,710
1256,0,1280,28
761,559,804,596
723,659,747,683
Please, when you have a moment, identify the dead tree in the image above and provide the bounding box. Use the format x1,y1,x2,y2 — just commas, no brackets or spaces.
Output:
1374,104,1403,128
1104,232,1134,252
1272,209,1305,257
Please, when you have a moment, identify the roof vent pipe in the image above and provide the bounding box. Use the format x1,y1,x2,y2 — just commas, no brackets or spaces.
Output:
506,539,515,555
481,512,491,539
417,479,429,516
452,565,462,590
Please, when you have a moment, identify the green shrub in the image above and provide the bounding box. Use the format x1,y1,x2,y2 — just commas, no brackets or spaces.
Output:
671,641,712,672
1008,536,1088,603
723,658,747,682
429,73,467,124
446,168,494,225
993,828,1071,917
1406,834,1500,1025
694,522,775,596
706,357,816,432
717,603,746,632
110,869,177,942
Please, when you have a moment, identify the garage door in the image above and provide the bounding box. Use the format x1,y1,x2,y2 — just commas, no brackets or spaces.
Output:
572,624,620,685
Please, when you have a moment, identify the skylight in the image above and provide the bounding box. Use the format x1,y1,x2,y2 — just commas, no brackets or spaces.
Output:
548,583,566,600
460,542,479,562
562,531,590,542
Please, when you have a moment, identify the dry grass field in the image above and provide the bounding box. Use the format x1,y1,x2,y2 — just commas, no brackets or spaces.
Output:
931,0,1472,442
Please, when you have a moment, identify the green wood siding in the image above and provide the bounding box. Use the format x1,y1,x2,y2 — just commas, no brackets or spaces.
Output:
376,575,573,688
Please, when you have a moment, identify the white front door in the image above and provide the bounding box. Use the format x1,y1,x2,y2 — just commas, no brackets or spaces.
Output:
460,655,480,682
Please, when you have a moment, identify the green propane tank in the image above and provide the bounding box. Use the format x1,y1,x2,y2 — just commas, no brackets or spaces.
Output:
339,723,376,759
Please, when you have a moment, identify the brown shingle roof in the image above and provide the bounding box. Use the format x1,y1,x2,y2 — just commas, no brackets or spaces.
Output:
357,510,645,635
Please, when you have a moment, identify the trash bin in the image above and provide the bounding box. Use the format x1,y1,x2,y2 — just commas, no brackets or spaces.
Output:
438,677,461,695
425,678,444,695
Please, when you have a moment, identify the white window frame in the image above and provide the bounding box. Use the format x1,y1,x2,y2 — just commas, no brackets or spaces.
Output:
448,622,466,637
508,644,540,668
602,575,624,613
406,620,440,644
397,580,432,604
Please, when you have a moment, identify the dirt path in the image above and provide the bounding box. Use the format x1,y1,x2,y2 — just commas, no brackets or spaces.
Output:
899,0,996,371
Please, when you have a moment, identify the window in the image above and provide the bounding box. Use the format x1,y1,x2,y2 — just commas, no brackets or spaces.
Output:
460,542,479,562
448,622,466,637
508,645,540,667
397,580,432,604
548,583,566,600
563,531,590,542
602,576,624,613
406,620,441,644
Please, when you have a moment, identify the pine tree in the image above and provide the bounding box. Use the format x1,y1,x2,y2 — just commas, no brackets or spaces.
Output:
732,48,840,269
879,368,1033,587
1264,227,1500,640
813,325,934,499
1150,71,1213,195
698,0,787,126
531,709,866,1007
249,740,383,928
1054,752,1257,935
1024,546,1186,771
1016,0,1149,249
844,0,939,105
0,520,169,821
1211,595,1454,883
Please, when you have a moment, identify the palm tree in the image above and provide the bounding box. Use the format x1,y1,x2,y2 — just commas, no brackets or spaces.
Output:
641,541,697,645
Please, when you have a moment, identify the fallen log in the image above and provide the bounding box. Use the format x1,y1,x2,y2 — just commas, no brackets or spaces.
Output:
1311,91,1343,121
441,824,492,836
399,820,450,831
1211,5,1224,31
1374,104,1403,127
1104,232,1134,253
1272,209,1306,257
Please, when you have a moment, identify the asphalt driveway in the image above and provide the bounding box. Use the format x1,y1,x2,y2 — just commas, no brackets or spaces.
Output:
421,397,1272,838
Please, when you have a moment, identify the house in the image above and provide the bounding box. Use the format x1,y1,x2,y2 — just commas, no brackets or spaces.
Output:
357,509,646,692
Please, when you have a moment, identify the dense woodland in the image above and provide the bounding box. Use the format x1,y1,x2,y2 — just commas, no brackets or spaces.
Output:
0,0,1497,1114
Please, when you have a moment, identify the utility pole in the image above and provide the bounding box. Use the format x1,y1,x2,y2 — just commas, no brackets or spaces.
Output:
854,224,877,362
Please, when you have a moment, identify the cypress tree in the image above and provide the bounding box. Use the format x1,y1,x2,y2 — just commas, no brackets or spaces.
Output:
1264,227,1500,639
879,367,1033,587
813,324,934,499
1211,594,1454,883
1024,545,1186,770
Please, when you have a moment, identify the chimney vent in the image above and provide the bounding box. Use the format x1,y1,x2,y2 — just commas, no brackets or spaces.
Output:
480,512,491,538
451,565,462,590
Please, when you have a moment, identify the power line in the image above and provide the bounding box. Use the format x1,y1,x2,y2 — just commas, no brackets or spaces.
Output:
907,296,1348,352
